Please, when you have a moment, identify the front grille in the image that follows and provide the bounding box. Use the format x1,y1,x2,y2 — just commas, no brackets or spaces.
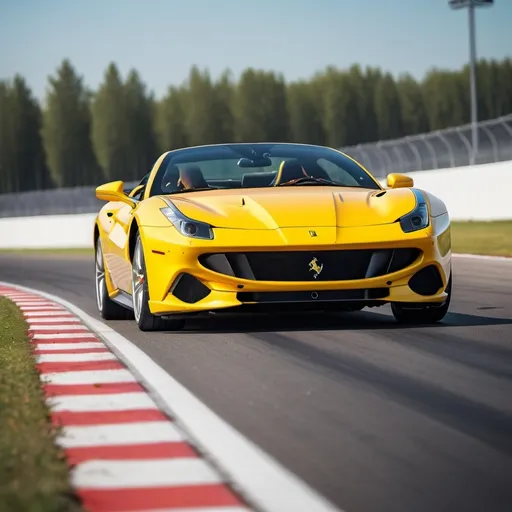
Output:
200,248,420,282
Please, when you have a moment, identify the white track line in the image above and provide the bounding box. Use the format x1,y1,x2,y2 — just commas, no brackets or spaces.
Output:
20,306,64,311
11,298,50,302
71,459,222,489
4,295,38,299
40,369,136,385
24,311,73,317
47,392,158,412
32,332,98,340
15,301,56,306
35,342,105,351
28,317,80,324
56,422,184,448
37,352,116,363
29,324,87,331
1,281,341,512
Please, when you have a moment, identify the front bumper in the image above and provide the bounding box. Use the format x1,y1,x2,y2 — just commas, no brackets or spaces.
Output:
140,218,451,316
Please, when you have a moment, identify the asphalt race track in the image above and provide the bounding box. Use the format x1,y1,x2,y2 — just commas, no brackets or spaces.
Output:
1,253,512,512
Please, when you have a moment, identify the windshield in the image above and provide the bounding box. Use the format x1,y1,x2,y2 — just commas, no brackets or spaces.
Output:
149,143,380,196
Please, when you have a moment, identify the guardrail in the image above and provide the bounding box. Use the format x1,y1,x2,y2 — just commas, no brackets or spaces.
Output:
0,161,510,249
0,182,139,219
342,114,512,176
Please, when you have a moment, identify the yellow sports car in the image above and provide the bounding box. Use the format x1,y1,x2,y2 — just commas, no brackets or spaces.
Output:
94,143,452,331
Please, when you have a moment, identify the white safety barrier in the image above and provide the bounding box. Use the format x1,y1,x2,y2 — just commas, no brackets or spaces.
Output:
378,160,512,221
0,161,511,249
0,213,96,249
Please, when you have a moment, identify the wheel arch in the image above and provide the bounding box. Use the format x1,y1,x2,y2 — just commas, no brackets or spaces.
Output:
93,223,100,250
128,218,140,263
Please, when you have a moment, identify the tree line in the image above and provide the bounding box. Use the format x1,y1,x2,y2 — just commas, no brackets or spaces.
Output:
1,58,511,194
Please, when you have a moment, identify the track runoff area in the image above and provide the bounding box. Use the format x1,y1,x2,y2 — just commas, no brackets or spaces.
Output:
0,282,341,512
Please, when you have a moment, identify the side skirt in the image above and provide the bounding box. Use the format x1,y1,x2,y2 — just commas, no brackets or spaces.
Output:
110,290,134,310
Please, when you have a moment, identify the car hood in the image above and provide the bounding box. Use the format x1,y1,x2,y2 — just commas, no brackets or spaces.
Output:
165,187,417,229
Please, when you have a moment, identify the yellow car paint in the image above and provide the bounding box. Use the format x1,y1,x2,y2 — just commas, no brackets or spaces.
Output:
94,144,452,321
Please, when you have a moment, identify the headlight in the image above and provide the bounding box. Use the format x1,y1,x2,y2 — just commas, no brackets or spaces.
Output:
160,200,214,240
399,189,430,233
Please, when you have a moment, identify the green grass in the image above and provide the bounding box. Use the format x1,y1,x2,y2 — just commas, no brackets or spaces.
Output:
0,297,83,512
451,221,512,257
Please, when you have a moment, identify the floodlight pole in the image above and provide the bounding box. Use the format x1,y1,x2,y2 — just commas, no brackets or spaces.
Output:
450,0,494,165
468,2,478,165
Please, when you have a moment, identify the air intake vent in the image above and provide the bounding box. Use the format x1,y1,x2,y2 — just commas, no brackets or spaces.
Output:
171,273,211,304
408,266,444,296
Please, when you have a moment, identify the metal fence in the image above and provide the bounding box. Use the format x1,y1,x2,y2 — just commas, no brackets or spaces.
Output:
1,114,511,218
0,182,138,219
341,114,512,178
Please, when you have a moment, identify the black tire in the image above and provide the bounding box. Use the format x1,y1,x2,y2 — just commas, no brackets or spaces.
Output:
95,240,133,320
131,233,185,332
391,271,452,325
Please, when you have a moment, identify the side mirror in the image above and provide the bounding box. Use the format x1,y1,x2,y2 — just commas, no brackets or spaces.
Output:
387,173,414,189
96,181,137,207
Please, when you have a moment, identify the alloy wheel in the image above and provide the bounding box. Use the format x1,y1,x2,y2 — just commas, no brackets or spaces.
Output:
132,239,145,323
95,243,106,312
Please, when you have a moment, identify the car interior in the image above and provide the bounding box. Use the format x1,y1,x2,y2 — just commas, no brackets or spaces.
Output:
154,158,338,195
126,154,370,200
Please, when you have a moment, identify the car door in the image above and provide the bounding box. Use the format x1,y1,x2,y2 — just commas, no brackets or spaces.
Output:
106,152,171,295
104,177,148,294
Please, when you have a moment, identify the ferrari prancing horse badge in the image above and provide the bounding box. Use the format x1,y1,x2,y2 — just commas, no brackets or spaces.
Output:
309,257,323,279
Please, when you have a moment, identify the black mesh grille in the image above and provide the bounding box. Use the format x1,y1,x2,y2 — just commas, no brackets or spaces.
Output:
171,273,211,303
200,249,420,282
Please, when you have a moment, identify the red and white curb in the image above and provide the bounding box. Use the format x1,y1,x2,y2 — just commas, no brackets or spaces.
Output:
0,283,341,512
0,286,249,512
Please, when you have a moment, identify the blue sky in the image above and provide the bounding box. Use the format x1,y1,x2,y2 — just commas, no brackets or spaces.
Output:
0,0,510,101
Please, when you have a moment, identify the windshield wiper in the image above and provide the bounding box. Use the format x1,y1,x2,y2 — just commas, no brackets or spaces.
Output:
166,187,218,195
278,176,349,187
